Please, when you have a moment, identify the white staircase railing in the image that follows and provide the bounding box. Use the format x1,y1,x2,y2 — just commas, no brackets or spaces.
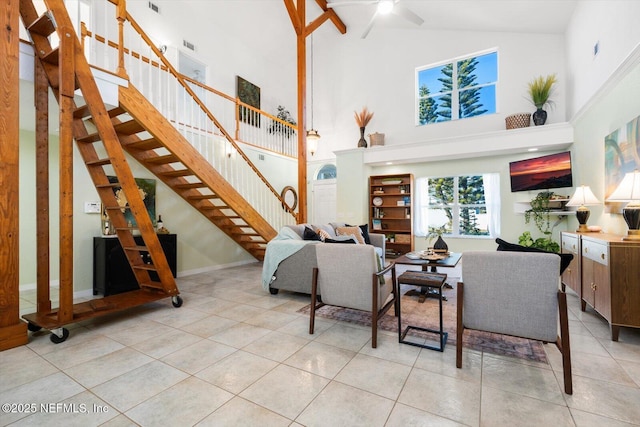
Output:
77,1,298,231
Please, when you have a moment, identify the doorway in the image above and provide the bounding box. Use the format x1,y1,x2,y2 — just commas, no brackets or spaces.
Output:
312,164,337,225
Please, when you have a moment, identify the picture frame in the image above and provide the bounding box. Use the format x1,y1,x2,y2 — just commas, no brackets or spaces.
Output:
604,114,640,213
236,76,261,127
102,176,157,232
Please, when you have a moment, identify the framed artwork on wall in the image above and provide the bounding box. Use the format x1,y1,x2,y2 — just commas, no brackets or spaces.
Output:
604,114,640,213
236,76,261,127
102,176,157,233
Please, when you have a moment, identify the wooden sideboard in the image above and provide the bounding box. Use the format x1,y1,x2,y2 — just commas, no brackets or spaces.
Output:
561,231,640,341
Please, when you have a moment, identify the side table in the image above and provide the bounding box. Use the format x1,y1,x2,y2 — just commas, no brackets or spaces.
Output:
396,270,448,351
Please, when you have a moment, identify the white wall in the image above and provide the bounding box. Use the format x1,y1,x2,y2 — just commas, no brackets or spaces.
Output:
565,0,640,118
311,26,567,161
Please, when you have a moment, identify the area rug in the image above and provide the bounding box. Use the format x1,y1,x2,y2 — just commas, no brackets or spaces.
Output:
298,279,547,363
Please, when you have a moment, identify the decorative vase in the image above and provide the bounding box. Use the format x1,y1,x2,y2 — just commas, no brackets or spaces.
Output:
433,235,448,253
357,126,367,148
532,108,547,126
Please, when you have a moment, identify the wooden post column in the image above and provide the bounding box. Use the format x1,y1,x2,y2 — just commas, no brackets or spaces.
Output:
0,0,28,350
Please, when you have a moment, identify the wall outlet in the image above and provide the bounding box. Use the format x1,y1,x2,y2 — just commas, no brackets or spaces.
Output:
84,201,101,214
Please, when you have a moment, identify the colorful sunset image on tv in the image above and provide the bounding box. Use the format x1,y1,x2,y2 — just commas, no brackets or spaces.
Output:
509,151,573,192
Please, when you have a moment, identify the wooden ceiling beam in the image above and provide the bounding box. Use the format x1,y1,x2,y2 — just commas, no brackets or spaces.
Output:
284,0,303,35
314,0,347,34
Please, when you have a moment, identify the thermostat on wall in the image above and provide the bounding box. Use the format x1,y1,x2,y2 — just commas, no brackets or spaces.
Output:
84,201,101,214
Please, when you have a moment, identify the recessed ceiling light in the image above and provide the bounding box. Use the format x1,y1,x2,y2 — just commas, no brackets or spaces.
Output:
386,162,393,165
528,148,539,152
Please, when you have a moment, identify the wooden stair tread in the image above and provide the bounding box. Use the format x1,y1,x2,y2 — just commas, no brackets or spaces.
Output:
123,138,163,151
27,12,56,36
187,194,219,200
86,158,112,167
77,132,102,144
114,120,146,135
145,154,179,164
175,182,207,189
161,169,194,177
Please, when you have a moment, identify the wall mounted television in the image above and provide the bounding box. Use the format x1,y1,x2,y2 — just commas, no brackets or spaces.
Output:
509,151,573,192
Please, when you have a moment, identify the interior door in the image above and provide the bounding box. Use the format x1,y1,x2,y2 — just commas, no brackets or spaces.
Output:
312,179,336,225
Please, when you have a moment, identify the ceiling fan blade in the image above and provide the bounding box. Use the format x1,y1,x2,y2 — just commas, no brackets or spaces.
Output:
361,10,379,39
392,4,424,26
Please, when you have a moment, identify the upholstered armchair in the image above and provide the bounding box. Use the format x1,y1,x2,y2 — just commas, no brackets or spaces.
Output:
456,251,572,394
309,244,396,348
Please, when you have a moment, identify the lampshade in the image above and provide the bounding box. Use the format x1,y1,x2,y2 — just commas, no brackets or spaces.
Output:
566,185,600,232
306,129,320,156
606,170,640,240
566,185,600,207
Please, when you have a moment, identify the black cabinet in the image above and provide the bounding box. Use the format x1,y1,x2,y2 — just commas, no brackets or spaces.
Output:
93,234,177,296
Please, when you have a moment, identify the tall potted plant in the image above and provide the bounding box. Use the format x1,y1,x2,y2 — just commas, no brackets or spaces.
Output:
527,73,557,126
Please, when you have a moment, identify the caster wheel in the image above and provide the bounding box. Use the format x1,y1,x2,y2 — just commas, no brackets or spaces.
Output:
171,295,183,307
27,323,42,332
269,288,279,295
50,328,69,344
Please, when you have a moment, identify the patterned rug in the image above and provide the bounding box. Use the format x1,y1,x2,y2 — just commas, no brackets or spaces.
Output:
298,279,548,363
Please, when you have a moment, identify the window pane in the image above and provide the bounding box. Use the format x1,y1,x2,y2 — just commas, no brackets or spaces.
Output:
458,176,485,204
427,208,453,234
418,64,450,96
418,96,440,124
458,52,497,89
459,85,495,118
459,207,489,236
428,177,454,204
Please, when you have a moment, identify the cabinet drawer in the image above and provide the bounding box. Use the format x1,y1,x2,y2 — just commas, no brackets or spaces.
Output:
582,239,608,265
561,234,579,254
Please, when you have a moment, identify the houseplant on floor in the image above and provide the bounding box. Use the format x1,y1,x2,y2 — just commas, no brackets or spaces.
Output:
527,73,557,126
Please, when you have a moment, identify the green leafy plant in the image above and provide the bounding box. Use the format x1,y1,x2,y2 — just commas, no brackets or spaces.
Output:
527,74,557,109
522,191,560,253
426,225,447,246
268,105,297,138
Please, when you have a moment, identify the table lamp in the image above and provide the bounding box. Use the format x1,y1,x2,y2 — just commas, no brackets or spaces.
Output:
566,185,600,232
606,170,640,240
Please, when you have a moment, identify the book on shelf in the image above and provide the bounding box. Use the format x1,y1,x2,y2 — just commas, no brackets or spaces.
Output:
372,219,382,230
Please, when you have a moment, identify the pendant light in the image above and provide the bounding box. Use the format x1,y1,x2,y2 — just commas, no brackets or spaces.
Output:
306,33,320,156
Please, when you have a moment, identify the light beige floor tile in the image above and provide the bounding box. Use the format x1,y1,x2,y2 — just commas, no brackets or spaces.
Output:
482,355,565,405
599,337,640,362
277,315,334,339
398,368,480,427
208,322,272,348
335,353,411,400
179,314,238,338
63,347,153,388
570,408,639,427
242,330,310,362
196,350,278,394
186,295,240,315
9,390,117,427
240,364,329,420
243,310,300,330
386,402,466,427
160,339,237,374
0,346,58,394
196,396,291,427
296,381,394,427
0,372,85,425
214,303,267,322
284,341,356,379
41,335,126,370
93,414,137,427
415,345,482,384
481,385,574,427
244,294,290,310
125,376,232,426
100,320,176,346
618,359,640,387
91,361,188,412
131,328,203,359
312,323,371,352
568,333,610,357
565,375,640,424
358,333,421,366
547,349,636,386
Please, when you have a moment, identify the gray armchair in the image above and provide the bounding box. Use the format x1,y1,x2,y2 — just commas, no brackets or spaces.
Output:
456,251,572,394
309,244,396,348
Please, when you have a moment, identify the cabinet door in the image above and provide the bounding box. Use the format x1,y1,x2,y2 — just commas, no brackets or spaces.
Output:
593,261,612,321
581,257,596,308
561,233,580,295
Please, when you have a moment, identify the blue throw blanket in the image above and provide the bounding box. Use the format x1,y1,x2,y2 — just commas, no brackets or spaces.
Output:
261,227,318,290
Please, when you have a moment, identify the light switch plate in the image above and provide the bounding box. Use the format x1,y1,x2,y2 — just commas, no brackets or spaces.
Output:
84,201,101,214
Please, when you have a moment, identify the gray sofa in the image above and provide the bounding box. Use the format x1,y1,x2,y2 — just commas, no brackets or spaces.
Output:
264,223,386,295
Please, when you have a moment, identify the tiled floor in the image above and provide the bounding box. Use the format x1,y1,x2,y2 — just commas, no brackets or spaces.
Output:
3,263,640,426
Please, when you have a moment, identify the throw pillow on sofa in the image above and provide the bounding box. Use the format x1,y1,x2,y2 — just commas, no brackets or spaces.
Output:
325,236,358,244
336,226,365,244
347,223,371,245
303,226,322,241
495,238,573,275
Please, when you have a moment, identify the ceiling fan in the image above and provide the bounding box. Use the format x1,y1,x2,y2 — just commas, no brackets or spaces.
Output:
326,0,424,39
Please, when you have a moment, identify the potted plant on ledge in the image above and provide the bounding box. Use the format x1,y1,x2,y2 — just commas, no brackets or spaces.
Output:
527,73,557,126
519,190,560,252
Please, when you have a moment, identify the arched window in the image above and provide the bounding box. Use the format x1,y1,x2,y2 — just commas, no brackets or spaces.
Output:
315,164,337,180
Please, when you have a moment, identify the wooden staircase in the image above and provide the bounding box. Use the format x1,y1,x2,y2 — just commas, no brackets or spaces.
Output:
19,0,182,336
114,84,275,259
